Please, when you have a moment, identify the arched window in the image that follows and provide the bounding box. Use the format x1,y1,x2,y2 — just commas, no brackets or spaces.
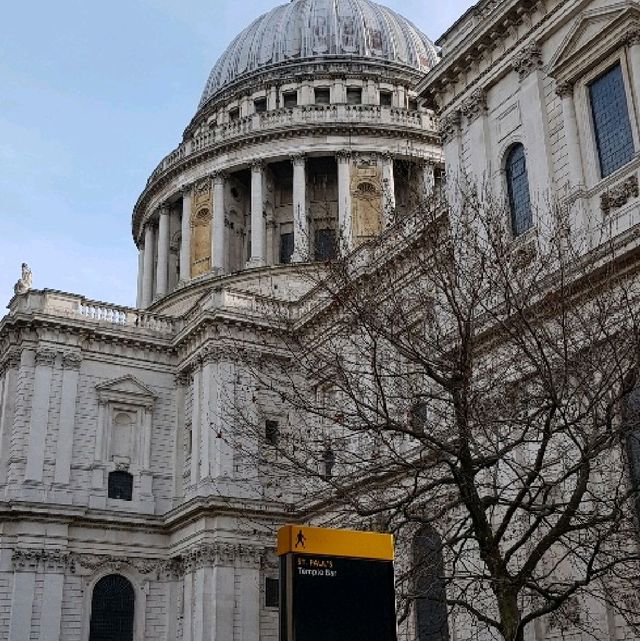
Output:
414,527,450,641
505,144,532,237
108,471,133,501
89,574,135,641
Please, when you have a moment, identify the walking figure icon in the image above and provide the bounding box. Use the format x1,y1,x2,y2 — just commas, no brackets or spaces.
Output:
295,529,306,549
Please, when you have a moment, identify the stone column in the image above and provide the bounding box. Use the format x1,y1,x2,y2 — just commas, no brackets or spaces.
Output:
381,153,396,227
627,30,640,120
40,569,64,641
248,160,266,267
25,349,56,483
180,185,193,282
439,110,463,217
422,161,436,201
336,151,353,253
461,89,491,190
211,172,226,274
556,81,585,191
53,352,82,486
156,204,171,298
236,549,261,641
0,351,19,484
142,223,156,308
190,365,202,487
291,154,309,261
173,373,187,502
212,360,234,479
8,568,35,641
136,247,145,308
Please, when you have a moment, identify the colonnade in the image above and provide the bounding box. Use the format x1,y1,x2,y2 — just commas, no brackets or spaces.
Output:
137,153,438,308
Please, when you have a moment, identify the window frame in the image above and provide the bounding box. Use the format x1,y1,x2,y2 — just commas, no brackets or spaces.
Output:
503,142,534,238
575,50,639,189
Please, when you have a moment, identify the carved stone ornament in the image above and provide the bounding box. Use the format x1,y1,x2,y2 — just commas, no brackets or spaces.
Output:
513,43,543,81
555,80,574,97
250,158,264,172
13,263,32,295
601,175,639,216
180,542,263,573
290,153,306,166
335,149,352,162
62,351,83,370
438,110,461,144
35,349,57,366
461,89,487,122
626,27,640,47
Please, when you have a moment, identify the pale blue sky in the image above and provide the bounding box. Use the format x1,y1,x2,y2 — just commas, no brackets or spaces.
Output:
0,0,473,309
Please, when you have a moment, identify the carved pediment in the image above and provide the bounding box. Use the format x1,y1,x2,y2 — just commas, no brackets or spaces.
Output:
96,375,156,406
549,3,640,80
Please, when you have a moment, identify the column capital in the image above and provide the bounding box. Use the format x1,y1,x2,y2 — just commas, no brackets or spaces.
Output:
336,150,352,163
35,349,56,367
250,158,264,172
290,153,306,167
513,43,543,81
461,88,487,122
62,352,82,371
180,182,193,196
555,80,574,97
438,110,462,144
380,151,395,163
626,28,640,47
211,171,227,185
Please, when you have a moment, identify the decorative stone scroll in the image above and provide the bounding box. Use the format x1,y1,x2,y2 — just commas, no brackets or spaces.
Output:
180,542,263,573
513,43,543,81
601,175,639,216
461,89,487,122
438,110,461,144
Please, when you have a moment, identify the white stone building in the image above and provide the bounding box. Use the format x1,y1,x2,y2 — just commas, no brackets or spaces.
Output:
0,1,444,640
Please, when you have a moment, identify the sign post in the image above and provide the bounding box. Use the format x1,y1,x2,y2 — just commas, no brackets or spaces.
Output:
277,525,397,641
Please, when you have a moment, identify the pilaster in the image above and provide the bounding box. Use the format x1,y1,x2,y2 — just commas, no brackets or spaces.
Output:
180,184,193,282
337,150,353,253
142,223,156,308
248,159,266,267
291,154,309,262
211,172,226,273
156,204,171,297
381,153,396,227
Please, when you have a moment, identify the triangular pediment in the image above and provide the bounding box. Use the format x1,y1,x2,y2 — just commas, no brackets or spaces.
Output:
549,3,640,76
96,375,156,400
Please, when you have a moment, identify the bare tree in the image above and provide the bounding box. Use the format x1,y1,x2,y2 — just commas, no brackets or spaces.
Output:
231,191,640,641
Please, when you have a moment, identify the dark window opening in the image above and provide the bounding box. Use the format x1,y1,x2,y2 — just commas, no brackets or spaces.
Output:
315,88,331,105
408,98,418,111
229,107,240,121
280,232,294,264
505,143,532,237
380,91,393,107
589,64,635,178
265,577,280,608
265,420,279,445
414,527,450,641
254,98,267,113
322,448,335,480
89,574,135,641
283,91,297,108
347,88,362,105
314,228,336,261
410,401,428,433
108,471,133,501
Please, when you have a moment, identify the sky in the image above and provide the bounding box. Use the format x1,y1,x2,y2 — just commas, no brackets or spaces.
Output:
0,0,474,310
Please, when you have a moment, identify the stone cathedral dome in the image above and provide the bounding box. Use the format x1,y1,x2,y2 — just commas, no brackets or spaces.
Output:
199,0,439,108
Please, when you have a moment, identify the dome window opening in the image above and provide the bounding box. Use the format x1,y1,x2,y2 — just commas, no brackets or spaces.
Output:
254,97,267,114
315,87,331,105
380,90,392,107
347,87,362,105
408,98,418,111
280,232,294,264
229,107,240,121
314,228,336,262
283,91,298,108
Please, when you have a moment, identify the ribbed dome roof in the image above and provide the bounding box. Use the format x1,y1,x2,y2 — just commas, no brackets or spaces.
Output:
199,0,439,108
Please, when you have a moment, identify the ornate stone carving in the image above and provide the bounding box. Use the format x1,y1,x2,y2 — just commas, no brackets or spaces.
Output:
513,43,543,80
180,182,193,196
180,542,263,573
626,27,640,47
290,153,306,166
0,349,21,374
211,171,227,185
35,349,56,366
12,549,71,573
601,175,639,216
438,110,461,143
555,80,574,97
13,263,32,296
250,158,264,171
62,352,82,370
335,150,352,162
461,89,487,122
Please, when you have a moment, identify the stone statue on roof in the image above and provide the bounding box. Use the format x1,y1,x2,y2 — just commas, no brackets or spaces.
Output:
13,263,32,295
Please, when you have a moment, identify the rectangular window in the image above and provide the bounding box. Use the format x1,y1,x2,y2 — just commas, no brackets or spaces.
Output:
254,97,267,113
314,228,336,261
283,91,297,108
265,419,279,445
380,91,392,107
589,64,635,178
408,98,418,111
280,232,294,264
265,577,279,608
315,88,331,105
347,87,362,105
229,107,240,121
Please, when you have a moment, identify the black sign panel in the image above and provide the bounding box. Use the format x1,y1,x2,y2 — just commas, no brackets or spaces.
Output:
281,553,397,641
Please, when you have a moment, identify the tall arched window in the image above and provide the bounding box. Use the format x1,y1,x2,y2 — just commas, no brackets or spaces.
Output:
414,527,450,641
505,144,532,237
89,574,135,641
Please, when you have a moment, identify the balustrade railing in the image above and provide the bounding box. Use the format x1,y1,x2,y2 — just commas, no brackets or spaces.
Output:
147,104,434,183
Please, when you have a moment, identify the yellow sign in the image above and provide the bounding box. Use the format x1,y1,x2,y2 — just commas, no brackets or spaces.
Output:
277,525,394,561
